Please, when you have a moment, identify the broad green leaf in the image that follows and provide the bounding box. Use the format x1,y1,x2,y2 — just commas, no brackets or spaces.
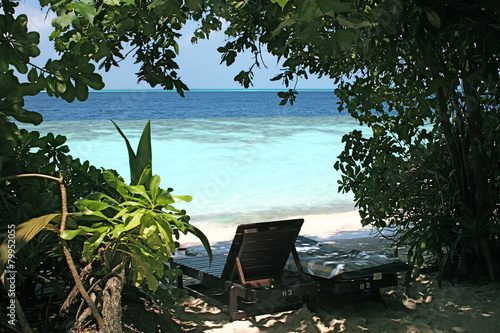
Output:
75,78,89,101
28,68,37,83
271,0,289,8
135,120,153,185
76,199,114,214
52,11,77,29
112,120,138,181
146,231,162,250
141,224,157,238
184,224,212,261
109,224,125,239
85,192,119,205
337,16,371,29
166,214,184,232
156,218,174,245
185,0,203,11
124,213,143,231
60,228,87,240
148,0,166,9
426,9,441,28
79,225,110,233
128,185,149,198
299,1,318,22
120,201,147,208
334,29,356,50
272,18,296,37
149,174,161,200
82,231,108,262
112,120,152,185
73,2,98,24
136,167,153,188
173,195,192,203
131,251,160,291
157,192,174,205
0,214,59,273
102,170,128,198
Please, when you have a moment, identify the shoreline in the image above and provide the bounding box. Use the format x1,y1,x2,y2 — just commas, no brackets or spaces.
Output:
177,210,374,248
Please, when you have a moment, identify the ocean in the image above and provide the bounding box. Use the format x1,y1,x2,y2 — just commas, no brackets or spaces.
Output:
23,90,364,226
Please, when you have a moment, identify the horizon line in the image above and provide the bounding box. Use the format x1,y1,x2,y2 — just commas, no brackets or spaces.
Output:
88,88,335,93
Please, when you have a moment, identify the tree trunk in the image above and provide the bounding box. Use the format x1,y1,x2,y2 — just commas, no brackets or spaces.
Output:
100,265,125,333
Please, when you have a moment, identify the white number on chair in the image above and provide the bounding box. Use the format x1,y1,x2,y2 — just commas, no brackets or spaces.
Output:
360,282,371,290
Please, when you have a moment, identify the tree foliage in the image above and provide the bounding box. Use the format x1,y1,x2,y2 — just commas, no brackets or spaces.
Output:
0,1,210,331
205,0,500,280
1,0,499,330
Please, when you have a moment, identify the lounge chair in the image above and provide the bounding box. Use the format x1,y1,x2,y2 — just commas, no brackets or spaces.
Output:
288,236,410,300
172,219,319,320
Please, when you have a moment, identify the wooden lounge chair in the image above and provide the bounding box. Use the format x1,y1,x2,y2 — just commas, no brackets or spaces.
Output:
288,236,410,300
172,219,319,320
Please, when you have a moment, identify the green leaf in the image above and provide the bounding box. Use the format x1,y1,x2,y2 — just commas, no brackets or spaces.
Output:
130,248,160,291
128,185,148,198
299,1,318,22
272,18,296,37
141,224,157,238
75,79,89,101
76,199,114,213
425,9,441,28
271,0,289,9
124,213,143,231
136,120,153,182
102,170,128,198
146,231,162,250
184,224,212,261
173,195,192,203
337,16,371,29
60,228,87,240
136,167,152,188
27,68,37,83
0,214,59,273
148,0,166,9
52,11,77,29
155,216,174,244
149,174,161,200
109,224,125,239
112,120,152,185
73,2,98,24
82,230,108,262
334,29,356,50
185,0,203,11
156,192,174,205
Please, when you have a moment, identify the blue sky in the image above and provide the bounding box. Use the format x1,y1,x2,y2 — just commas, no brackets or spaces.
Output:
18,2,334,91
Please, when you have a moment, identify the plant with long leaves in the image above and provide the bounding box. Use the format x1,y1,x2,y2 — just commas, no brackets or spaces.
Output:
0,121,211,331
66,168,211,294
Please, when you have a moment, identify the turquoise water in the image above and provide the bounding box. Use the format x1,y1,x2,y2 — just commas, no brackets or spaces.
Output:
22,91,366,226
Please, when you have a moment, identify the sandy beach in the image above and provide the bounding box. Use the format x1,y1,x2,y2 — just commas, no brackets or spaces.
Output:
178,211,374,246
167,211,500,332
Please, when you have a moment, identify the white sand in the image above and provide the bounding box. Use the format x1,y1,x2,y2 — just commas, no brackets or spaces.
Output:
171,211,500,332
179,210,373,247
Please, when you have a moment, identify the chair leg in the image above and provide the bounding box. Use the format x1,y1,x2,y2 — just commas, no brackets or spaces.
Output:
228,285,247,321
171,263,184,289
177,274,184,289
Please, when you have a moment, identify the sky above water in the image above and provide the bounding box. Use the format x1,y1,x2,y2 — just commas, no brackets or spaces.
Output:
17,2,334,91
